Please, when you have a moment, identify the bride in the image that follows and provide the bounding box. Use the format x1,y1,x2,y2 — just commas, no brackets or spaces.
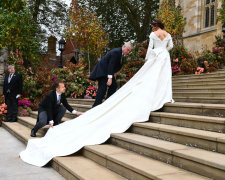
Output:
20,19,174,167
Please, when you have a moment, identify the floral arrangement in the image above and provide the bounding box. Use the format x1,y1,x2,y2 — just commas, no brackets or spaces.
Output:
0,103,7,115
52,59,97,99
18,98,31,107
84,85,97,99
0,103,7,124
171,58,181,75
195,67,205,74
18,98,31,116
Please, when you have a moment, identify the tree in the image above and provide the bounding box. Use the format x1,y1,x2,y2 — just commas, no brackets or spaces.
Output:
66,1,108,72
0,0,41,65
26,0,69,38
218,0,225,23
77,0,159,48
157,0,186,47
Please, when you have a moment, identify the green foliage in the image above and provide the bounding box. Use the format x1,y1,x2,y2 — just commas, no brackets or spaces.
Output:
26,0,69,39
179,56,198,75
0,0,25,12
0,4,41,65
66,1,108,70
78,0,159,48
158,0,186,46
170,45,190,66
52,60,97,99
218,0,225,23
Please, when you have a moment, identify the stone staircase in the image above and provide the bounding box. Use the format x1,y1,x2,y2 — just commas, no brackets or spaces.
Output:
3,69,225,179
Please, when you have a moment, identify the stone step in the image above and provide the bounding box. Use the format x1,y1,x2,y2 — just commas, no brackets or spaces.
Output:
172,83,225,89
29,102,225,121
150,112,225,133
172,79,225,85
173,96,225,104
173,92,225,97
83,144,210,180
162,102,225,117
110,133,225,180
17,116,72,135
131,123,225,154
172,69,225,79
30,111,77,120
173,87,225,93
29,111,73,121
66,99,225,118
1,121,126,180
172,72,225,80
172,74,225,82
3,118,210,179
32,101,225,119
67,98,95,105
70,104,92,112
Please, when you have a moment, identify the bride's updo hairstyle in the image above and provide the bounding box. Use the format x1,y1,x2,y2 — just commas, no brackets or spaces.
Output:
151,19,165,29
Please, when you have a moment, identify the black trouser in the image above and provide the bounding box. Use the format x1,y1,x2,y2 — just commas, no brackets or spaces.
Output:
93,76,117,107
33,106,66,133
5,94,18,122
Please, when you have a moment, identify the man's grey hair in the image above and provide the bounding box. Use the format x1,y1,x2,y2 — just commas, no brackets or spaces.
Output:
123,42,133,49
8,65,15,69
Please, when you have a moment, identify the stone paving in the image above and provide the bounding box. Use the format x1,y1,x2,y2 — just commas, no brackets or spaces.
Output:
0,127,65,180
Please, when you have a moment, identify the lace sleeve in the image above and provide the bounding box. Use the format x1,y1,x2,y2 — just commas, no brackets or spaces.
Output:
166,35,173,51
145,33,154,60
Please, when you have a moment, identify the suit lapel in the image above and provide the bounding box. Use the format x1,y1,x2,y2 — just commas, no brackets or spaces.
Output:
53,91,57,106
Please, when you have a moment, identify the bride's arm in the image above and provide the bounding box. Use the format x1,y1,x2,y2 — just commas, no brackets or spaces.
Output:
145,34,154,61
167,36,173,51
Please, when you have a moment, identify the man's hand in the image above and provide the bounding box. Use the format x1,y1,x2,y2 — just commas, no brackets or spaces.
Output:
107,78,112,86
76,111,83,116
16,94,21,99
49,123,54,128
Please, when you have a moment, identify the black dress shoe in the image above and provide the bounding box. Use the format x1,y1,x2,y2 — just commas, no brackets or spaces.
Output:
30,129,36,137
9,120,17,122
4,119,12,122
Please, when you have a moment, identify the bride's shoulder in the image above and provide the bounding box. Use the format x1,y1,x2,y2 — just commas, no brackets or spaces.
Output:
149,32,156,39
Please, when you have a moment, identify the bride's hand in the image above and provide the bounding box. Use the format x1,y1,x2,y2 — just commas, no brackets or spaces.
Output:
107,78,112,86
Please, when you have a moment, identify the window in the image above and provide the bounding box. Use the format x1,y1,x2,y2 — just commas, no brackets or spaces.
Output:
204,0,216,28
205,7,209,27
211,5,215,26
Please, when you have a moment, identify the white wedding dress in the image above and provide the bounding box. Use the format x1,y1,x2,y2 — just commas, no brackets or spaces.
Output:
20,32,174,167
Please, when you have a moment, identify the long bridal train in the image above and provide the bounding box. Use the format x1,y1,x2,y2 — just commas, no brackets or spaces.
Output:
20,32,174,167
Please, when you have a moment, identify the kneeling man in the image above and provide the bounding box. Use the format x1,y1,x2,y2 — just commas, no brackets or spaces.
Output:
31,81,83,137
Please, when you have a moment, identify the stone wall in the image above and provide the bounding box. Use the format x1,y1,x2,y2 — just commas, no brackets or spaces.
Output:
0,47,8,92
160,0,223,52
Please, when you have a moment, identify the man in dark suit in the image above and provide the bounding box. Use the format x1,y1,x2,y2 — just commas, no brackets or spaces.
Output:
30,81,83,137
3,65,22,122
89,42,132,107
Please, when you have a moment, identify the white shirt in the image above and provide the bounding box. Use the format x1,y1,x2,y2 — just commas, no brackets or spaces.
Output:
8,73,14,83
56,92,61,104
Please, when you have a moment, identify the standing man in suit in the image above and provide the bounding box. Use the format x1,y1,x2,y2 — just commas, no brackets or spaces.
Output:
3,65,22,122
89,42,132,107
31,81,83,137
